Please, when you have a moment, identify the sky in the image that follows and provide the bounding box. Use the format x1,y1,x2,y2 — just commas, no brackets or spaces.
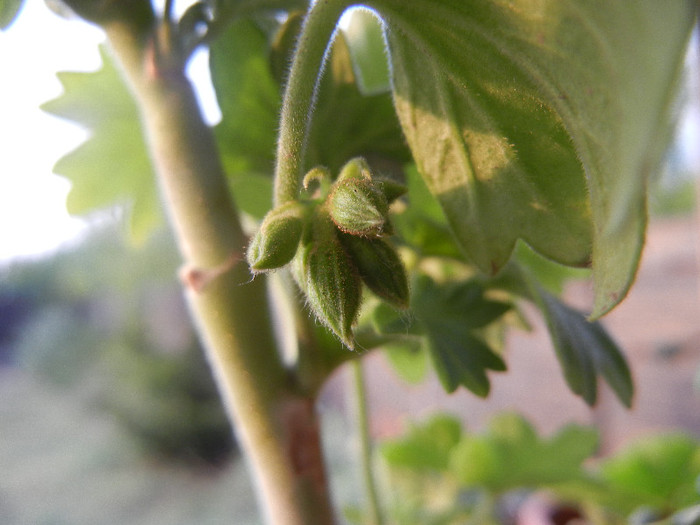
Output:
0,3,698,265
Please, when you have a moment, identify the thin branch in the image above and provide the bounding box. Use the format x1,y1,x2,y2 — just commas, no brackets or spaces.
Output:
274,0,349,206
164,0,176,22
352,359,384,525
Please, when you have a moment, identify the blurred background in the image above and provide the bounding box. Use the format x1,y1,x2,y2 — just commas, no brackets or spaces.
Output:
1,3,700,524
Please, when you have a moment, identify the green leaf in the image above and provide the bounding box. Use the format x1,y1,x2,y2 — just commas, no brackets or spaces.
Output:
341,8,391,95
381,414,462,472
513,242,590,296
305,30,411,174
598,434,700,514
451,413,599,493
0,0,23,29
392,165,463,260
535,287,633,407
41,45,160,242
368,0,695,316
412,275,509,396
209,17,281,217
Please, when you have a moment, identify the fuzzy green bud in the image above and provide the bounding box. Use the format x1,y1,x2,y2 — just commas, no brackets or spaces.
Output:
247,201,305,273
337,157,372,183
329,178,390,237
340,233,409,309
293,211,361,348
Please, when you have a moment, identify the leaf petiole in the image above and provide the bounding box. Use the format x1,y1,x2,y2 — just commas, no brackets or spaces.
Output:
273,0,351,206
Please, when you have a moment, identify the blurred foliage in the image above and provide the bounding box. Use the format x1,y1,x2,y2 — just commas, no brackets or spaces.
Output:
346,413,700,525
41,46,161,242
1,221,234,465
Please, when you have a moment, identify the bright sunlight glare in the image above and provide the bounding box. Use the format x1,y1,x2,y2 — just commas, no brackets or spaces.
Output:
0,2,103,263
0,2,223,265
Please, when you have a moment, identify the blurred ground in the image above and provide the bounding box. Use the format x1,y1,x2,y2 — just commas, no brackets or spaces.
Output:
326,214,700,454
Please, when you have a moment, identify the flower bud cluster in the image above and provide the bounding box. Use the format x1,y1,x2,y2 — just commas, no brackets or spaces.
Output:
246,157,409,348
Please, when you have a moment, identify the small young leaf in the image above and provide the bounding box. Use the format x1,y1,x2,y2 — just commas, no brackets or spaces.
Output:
412,275,509,396
451,412,599,493
382,340,427,385
535,288,633,407
425,333,505,397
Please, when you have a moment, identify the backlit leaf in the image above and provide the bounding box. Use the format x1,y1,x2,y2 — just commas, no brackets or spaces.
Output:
41,45,159,242
367,0,695,316
0,0,23,29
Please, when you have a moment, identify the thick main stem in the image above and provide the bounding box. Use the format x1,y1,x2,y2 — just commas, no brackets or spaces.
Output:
103,20,334,525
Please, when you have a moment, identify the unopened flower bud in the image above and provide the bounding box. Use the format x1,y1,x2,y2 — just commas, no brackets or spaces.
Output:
293,211,361,348
336,157,372,183
247,201,305,273
340,233,409,309
329,178,390,237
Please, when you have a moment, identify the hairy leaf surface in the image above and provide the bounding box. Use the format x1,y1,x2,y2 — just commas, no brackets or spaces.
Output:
41,46,159,241
367,0,695,316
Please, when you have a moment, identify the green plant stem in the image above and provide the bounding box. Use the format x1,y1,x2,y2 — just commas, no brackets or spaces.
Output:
352,359,384,525
103,19,334,525
274,0,349,206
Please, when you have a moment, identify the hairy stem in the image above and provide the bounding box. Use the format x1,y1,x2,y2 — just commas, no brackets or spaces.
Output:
274,0,349,205
103,18,334,525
